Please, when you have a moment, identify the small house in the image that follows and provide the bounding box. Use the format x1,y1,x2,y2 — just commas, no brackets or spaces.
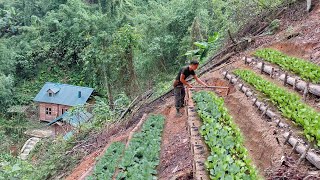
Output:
33,82,94,122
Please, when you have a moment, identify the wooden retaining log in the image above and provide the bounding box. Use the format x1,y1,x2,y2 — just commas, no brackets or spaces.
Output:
187,89,210,180
279,74,320,97
257,62,277,75
283,132,320,169
243,57,320,97
222,71,287,128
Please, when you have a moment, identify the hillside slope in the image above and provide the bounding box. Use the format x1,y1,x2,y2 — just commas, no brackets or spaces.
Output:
66,1,320,179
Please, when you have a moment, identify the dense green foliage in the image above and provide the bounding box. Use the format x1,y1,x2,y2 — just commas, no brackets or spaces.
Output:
0,0,297,178
0,0,293,113
0,153,34,179
235,69,320,146
88,142,125,180
117,115,165,179
193,91,258,179
254,48,320,83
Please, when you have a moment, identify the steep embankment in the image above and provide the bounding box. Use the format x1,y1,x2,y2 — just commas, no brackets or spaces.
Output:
66,1,320,179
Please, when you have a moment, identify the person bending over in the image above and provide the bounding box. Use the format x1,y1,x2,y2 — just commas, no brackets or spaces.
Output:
173,60,208,116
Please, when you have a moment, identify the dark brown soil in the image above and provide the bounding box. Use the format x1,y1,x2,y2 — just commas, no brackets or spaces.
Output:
156,98,193,180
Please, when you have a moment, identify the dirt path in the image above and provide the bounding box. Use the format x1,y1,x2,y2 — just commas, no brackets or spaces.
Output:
156,98,193,179
224,92,284,171
203,71,285,173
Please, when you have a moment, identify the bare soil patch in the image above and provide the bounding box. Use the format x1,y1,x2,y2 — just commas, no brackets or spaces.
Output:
156,97,193,180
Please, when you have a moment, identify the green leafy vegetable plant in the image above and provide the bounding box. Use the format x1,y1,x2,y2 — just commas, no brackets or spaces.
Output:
254,48,320,83
117,115,165,179
88,142,125,180
235,69,320,146
193,91,258,179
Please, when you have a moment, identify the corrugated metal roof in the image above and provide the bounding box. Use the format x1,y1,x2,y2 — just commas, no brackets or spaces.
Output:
47,111,93,127
65,111,93,127
33,82,94,106
47,113,66,126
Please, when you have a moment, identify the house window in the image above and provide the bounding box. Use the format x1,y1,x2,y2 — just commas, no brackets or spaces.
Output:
62,108,68,114
48,92,53,97
46,107,52,115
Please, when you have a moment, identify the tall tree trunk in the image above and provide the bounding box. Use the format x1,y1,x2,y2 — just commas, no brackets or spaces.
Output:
124,44,138,96
191,17,203,49
103,63,114,110
107,81,114,110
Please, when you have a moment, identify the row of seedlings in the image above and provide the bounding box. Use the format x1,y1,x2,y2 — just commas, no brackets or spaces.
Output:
233,69,320,146
222,70,320,169
222,71,287,128
116,115,165,179
254,48,320,83
243,53,320,98
193,91,259,179
88,142,126,179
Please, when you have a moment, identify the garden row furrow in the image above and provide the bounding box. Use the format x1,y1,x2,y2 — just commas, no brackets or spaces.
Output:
193,91,258,179
88,114,165,180
234,69,320,146
222,71,287,128
222,70,320,169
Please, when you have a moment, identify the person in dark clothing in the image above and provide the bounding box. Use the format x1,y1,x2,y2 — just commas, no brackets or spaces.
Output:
173,60,208,116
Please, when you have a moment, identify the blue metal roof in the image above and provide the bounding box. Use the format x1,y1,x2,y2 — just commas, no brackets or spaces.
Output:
48,86,61,94
47,111,93,127
33,82,94,106
47,113,66,126
65,111,93,127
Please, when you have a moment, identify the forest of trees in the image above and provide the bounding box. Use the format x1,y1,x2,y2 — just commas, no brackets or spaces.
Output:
0,0,290,113
0,0,293,178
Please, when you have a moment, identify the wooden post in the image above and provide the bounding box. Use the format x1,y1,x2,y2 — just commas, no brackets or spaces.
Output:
253,98,258,106
284,131,292,145
258,103,263,112
229,76,233,83
240,84,244,92
270,67,274,78
261,106,269,118
245,89,250,97
276,119,282,127
303,82,310,101
226,87,230,96
297,144,311,165
284,73,288,86
293,78,298,90
224,71,228,79
261,62,265,74
290,141,300,156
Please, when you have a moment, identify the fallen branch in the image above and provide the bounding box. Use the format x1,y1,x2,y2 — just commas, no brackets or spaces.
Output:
126,114,147,148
